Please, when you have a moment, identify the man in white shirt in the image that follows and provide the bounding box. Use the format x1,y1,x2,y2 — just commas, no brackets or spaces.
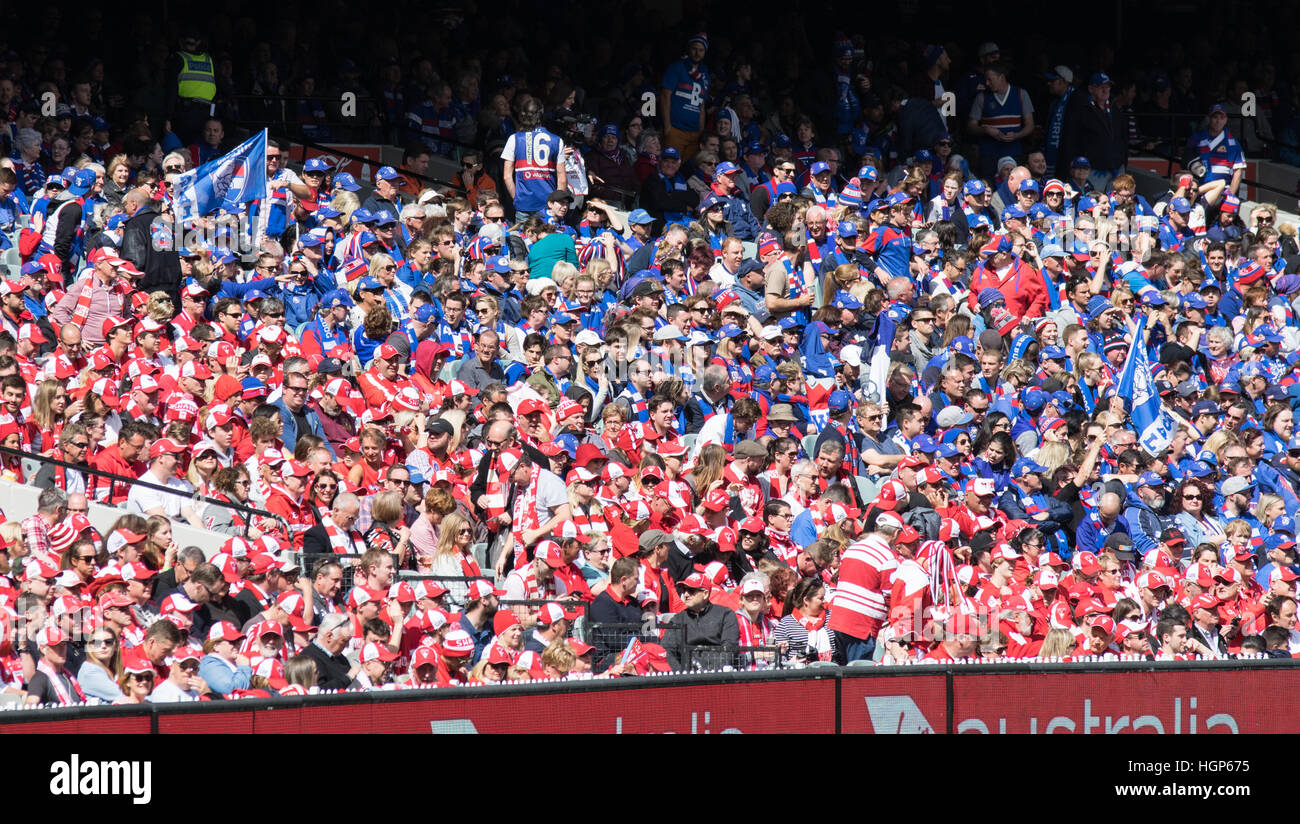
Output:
148,645,209,702
127,437,201,525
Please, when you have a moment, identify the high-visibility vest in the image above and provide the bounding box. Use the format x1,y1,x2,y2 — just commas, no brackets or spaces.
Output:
177,51,216,101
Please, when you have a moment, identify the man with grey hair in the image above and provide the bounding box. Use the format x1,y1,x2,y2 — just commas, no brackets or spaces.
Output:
31,423,90,494
22,487,68,558
685,365,732,434
303,491,365,556
303,612,356,689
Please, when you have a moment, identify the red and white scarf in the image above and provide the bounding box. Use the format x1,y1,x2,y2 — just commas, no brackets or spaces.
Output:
321,511,366,554
510,464,543,569
36,660,86,705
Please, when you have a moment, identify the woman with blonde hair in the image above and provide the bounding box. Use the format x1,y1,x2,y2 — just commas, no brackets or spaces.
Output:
426,511,482,607
1039,627,1077,658
31,380,73,453
362,490,412,568
103,154,131,206
688,443,728,499
410,486,458,573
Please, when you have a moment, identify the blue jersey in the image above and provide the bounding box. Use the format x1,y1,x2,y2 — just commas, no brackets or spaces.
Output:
661,58,710,132
976,85,1028,159
1187,128,1245,184
505,128,563,213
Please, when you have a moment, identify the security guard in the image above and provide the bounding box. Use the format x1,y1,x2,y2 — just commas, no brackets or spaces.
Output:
167,32,217,145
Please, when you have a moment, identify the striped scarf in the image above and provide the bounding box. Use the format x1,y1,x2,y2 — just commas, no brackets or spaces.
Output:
510,464,542,568
321,511,366,554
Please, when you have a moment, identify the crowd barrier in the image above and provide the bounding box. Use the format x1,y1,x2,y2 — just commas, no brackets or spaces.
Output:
3,657,1296,734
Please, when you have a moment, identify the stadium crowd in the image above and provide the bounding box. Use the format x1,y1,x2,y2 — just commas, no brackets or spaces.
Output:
4,14,1300,705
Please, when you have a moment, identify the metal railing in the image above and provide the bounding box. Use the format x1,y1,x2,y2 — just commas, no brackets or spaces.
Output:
0,444,285,536
1128,108,1298,200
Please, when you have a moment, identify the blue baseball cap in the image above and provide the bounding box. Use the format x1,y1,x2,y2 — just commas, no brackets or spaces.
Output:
1018,179,1040,194
832,291,863,310
243,288,269,302
414,304,437,323
1001,205,1028,222
332,172,361,191
554,433,579,461
1029,203,1055,221
627,208,654,225
550,312,579,325
719,323,746,339
1022,387,1048,412
240,377,268,397
661,147,681,160
936,444,961,459
67,169,95,197
885,191,913,207
1275,515,1297,535
1051,390,1074,410
914,149,934,163
1013,457,1048,477
1136,472,1164,488
837,220,859,237
351,208,375,224
744,142,766,156
857,165,878,181
1169,197,1192,214
317,204,343,219
321,289,354,309
950,336,975,357
866,198,888,213
1040,345,1067,360
212,249,237,266
375,165,401,182
303,157,332,173
357,276,384,292
828,390,854,412
778,316,801,331
405,466,426,485
714,161,741,176
753,364,776,384
1089,72,1112,86
963,180,987,196
1185,460,1215,479
1182,293,1209,309
1070,156,1091,169
299,229,328,248
771,133,792,149
913,434,938,453
700,195,726,213
372,210,397,226
1038,242,1066,259
810,161,831,176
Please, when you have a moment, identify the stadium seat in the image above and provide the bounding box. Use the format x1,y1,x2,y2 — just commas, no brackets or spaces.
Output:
801,433,819,459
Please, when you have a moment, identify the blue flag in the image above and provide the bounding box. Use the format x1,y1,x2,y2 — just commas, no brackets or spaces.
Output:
1115,314,1177,455
175,130,268,218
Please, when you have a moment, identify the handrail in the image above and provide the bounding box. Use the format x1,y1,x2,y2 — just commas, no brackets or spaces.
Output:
1126,108,1298,199
0,444,285,534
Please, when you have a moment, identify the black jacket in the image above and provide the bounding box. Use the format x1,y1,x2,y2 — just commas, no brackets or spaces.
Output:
587,589,645,670
302,641,354,690
46,195,83,275
120,205,182,303
1059,93,1129,174
663,600,740,670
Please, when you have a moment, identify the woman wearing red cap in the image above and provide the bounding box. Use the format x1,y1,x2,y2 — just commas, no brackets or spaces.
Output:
115,650,156,704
